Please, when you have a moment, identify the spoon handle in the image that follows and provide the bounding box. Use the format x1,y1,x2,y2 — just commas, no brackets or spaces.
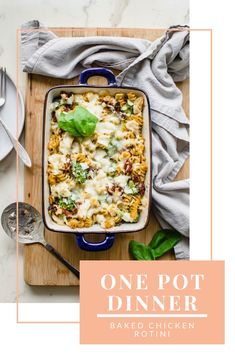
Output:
0,119,32,167
44,242,80,279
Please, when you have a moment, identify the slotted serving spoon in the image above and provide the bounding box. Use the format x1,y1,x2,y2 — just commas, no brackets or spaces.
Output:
1,202,80,279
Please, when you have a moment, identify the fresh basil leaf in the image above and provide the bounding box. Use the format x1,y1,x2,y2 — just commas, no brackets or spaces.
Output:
148,229,181,249
148,230,167,249
151,231,182,259
58,113,80,136
129,240,155,260
129,229,182,261
58,106,98,137
73,106,98,137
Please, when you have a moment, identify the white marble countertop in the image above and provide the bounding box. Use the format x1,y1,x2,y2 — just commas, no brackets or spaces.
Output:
0,0,189,302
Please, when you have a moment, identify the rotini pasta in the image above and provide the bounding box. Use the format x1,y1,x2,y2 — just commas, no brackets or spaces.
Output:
47,90,147,229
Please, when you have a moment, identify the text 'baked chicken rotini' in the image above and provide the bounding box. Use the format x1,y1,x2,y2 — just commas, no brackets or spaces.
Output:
47,90,148,229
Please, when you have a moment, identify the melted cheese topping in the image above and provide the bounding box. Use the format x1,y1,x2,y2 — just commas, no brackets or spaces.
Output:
96,121,116,134
126,120,139,133
47,90,147,229
48,154,67,174
97,134,110,148
51,181,72,198
114,175,130,188
59,132,74,155
77,199,91,218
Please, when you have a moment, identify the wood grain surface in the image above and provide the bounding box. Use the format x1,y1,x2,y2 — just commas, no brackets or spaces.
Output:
24,28,189,286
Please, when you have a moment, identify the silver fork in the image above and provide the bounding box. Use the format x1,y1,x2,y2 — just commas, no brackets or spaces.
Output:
0,67,31,167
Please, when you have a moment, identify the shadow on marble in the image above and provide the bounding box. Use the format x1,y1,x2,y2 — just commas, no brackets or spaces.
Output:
0,149,15,174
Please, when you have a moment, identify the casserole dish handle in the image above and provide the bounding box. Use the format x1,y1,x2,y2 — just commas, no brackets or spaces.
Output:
79,68,117,86
75,233,115,251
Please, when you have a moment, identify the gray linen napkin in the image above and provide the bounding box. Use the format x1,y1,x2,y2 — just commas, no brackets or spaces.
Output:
21,20,190,259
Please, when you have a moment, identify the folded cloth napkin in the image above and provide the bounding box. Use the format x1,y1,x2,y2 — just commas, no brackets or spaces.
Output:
21,20,190,259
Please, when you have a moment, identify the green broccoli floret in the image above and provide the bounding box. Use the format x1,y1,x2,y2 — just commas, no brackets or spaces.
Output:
72,161,88,184
58,197,76,211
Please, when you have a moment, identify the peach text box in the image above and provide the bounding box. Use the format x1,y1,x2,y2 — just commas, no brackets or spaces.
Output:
80,261,224,344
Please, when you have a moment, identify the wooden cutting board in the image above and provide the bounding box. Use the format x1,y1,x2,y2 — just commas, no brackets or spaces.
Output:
24,28,189,286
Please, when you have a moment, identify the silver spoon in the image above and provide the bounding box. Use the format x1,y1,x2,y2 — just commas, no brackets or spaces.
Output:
0,119,32,167
1,202,80,279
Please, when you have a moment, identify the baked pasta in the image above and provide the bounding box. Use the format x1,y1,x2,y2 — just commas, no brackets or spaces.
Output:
47,90,148,229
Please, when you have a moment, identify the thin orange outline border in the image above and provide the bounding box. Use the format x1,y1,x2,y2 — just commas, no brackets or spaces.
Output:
15,27,213,324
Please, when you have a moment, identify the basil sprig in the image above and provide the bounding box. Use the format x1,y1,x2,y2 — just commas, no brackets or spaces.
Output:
129,229,182,261
58,106,98,137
